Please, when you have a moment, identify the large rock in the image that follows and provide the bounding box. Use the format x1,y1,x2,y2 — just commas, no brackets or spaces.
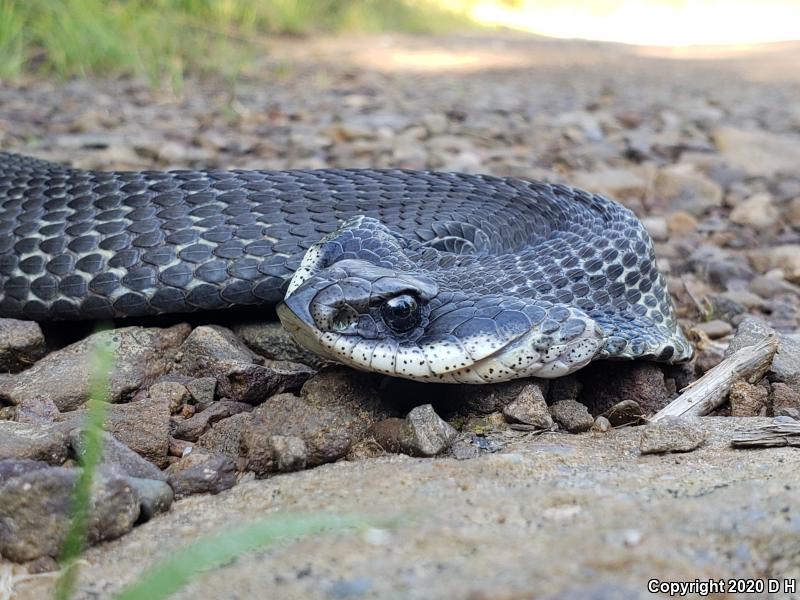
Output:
0,458,49,484
239,368,392,466
0,318,46,373
173,325,312,403
771,383,800,418
0,421,69,464
173,400,252,442
725,317,800,383
125,477,173,521
748,244,800,283
653,164,723,216
571,168,648,203
0,467,140,562
241,433,308,476
104,396,171,468
369,404,457,457
0,324,189,412
549,400,594,433
231,321,328,368
729,193,779,230
639,417,707,455
196,412,253,460
713,126,800,177
502,383,553,429
728,381,769,417
165,451,237,498
246,393,368,466
69,429,166,481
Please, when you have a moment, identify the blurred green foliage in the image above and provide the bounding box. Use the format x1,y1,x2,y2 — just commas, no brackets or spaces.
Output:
0,0,470,84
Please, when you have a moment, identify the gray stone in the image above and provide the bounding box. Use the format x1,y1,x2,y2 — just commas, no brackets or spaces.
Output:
0,318,45,373
248,393,373,466
231,367,393,466
773,334,800,383
729,193,779,229
771,383,800,417
220,361,313,405
68,429,166,481
502,384,553,429
748,244,800,283
639,417,707,454
165,451,237,498
0,467,139,562
231,321,328,368
725,317,800,383
370,404,457,457
147,381,191,414
241,432,308,476
185,377,217,409
15,396,60,423
37,414,800,600
0,421,69,464
689,245,753,286
748,275,800,299
0,458,49,484
0,324,189,412
404,404,458,456
173,325,312,404
713,126,800,177
178,325,260,365
641,216,668,242
728,381,769,417
653,164,723,216
196,412,253,460
592,416,612,433
173,400,252,442
105,396,171,468
549,400,594,433
691,320,733,340
724,317,776,357
125,477,173,521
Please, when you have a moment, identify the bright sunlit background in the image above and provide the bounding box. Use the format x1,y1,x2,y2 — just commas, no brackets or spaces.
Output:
439,0,800,46
2,1,800,82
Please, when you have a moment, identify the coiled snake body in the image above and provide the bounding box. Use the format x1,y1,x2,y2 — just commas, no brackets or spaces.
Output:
0,152,691,382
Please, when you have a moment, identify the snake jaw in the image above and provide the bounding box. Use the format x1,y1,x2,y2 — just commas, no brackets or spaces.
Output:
280,266,606,382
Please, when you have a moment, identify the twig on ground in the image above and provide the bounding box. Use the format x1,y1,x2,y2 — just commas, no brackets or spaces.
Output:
731,417,800,448
650,333,778,422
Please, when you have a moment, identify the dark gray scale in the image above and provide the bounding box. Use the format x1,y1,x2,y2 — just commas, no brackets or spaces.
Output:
0,151,688,366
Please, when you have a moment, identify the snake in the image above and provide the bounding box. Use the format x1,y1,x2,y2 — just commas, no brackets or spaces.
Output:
0,152,692,383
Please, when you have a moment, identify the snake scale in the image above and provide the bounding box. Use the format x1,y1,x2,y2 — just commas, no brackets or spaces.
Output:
0,152,691,382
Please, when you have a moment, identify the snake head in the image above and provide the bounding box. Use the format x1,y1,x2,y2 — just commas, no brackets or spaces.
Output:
278,217,605,382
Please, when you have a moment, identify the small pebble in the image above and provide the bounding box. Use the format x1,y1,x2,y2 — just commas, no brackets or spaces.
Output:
549,400,594,433
639,417,707,455
691,319,733,340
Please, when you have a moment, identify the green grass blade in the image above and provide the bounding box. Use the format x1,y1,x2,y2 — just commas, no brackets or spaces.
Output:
114,513,373,600
53,329,116,600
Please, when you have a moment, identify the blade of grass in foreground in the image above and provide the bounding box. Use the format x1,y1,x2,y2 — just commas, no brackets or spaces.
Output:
53,330,116,600
114,513,375,600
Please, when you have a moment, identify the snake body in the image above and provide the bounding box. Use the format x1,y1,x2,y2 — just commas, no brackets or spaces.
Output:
0,152,691,382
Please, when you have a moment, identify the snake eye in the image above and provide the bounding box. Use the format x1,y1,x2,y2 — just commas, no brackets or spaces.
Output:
380,294,420,333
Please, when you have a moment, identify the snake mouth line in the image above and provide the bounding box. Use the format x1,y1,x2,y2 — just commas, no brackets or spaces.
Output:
277,300,604,383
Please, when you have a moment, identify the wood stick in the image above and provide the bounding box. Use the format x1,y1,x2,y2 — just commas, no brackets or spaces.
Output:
731,417,800,448
650,333,778,422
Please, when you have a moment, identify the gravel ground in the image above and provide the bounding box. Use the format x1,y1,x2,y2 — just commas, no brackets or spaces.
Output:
1,33,800,597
